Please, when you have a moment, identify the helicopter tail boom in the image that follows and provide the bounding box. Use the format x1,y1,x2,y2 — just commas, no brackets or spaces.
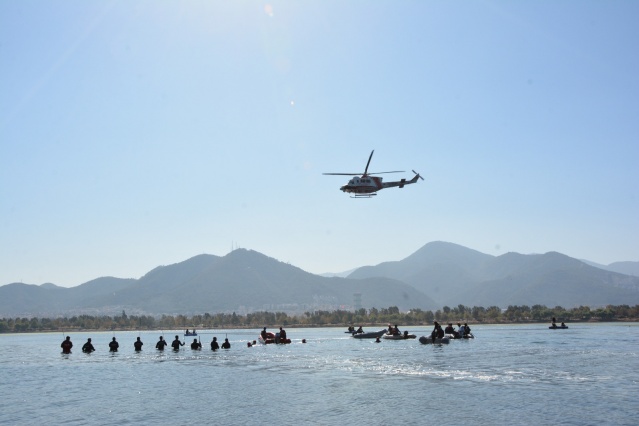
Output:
381,170,423,189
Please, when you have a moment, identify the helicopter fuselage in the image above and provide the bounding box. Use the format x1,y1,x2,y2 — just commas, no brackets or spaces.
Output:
340,173,421,194
340,176,383,194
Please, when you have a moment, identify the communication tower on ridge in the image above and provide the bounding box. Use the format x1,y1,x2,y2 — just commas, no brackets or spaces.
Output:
353,293,362,311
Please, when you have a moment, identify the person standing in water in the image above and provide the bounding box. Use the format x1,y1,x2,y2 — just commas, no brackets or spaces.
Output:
190,339,201,350
61,336,73,354
221,338,231,349
108,337,119,352
156,336,168,351
211,337,219,351
134,337,143,351
82,338,95,353
171,335,185,351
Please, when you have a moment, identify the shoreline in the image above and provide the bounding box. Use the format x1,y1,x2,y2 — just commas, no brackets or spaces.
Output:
2,318,638,334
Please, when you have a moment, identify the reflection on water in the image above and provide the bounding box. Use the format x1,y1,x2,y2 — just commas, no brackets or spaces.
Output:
0,324,638,425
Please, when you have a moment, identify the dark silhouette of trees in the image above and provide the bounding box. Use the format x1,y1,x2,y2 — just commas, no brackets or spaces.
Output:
1,304,638,333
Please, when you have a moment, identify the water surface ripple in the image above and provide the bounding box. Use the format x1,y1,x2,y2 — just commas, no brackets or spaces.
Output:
0,324,637,425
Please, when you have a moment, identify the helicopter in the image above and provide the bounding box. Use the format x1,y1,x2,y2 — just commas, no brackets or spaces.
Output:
323,150,423,197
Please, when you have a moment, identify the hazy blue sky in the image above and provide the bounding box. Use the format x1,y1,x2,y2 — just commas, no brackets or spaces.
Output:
1,1,637,287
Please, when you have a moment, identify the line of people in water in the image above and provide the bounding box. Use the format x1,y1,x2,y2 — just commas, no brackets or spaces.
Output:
60,335,232,354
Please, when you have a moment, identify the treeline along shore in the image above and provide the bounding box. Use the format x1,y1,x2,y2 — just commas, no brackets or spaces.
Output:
2,304,638,333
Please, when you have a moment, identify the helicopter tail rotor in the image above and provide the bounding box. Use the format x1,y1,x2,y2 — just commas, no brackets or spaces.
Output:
412,170,424,181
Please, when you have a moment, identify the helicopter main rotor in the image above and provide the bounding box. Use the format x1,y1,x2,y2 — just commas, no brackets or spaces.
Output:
322,150,404,177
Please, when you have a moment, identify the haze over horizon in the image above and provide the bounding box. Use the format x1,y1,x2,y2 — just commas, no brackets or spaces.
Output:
2,2,638,288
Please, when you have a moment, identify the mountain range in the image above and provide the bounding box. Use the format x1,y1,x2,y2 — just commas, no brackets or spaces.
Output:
1,242,638,317
347,242,639,308
0,249,435,317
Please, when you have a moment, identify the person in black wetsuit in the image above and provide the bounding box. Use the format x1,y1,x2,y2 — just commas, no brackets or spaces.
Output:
108,337,119,352
279,327,287,341
211,337,219,351
444,323,455,335
261,327,268,340
464,323,471,336
190,339,201,350
156,336,168,351
61,336,73,354
430,321,444,342
134,337,143,351
171,335,184,351
221,338,231,349
82,338,95,353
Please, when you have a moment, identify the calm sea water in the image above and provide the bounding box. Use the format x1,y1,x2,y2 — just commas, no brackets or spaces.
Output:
0,323,637,425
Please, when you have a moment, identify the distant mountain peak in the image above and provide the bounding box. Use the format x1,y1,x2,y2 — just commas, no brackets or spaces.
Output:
40,283,61,289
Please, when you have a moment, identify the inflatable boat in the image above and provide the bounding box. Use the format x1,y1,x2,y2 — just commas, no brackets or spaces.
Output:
258,332,291,344
382,333,417,340
445,333,475,339
419,336,450,344
352,330,387,339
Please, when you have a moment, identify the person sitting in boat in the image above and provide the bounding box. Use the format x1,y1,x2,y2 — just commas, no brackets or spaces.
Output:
61,336,73,354
109,337,119,352
261,327,268,339
551,317,557,328
221,338,231,349
456,323,464,338
190,339,201,350
348,326,355,333
356,326,363,334
211,337,219,351
444,323,455,335
431,321,444,342
279,327,287,340
463,323,471,336
134,337,143,351
393,324,401,335
171,336,184,351
403,330,410,339
82,338,95,353
561,322,567,328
